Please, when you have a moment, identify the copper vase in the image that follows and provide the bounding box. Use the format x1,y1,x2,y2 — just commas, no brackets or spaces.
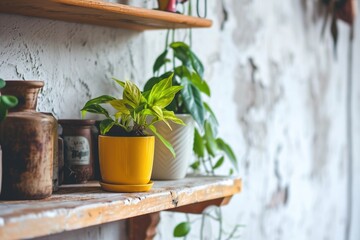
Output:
0,81,56,200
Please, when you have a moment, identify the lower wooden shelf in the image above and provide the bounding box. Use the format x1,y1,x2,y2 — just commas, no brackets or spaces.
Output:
0,175,241,239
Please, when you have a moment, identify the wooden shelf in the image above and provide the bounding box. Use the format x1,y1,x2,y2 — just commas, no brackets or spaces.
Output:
0,0,212,30
0,176,241,239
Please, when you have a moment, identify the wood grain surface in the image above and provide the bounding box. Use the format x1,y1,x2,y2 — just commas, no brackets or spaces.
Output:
0,0,212,30
0,176,241,239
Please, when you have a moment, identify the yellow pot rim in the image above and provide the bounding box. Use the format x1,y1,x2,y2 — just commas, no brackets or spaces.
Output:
99,135,155,139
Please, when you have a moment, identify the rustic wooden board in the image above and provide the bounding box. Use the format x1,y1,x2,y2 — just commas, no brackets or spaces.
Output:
0,176,241,239
0,0,212,30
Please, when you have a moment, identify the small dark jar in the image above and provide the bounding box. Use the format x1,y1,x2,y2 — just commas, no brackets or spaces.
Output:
59,119,95,184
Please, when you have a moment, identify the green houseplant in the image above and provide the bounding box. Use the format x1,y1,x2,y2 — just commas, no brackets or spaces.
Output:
81,74,184,192
144,41,207,180
0,78,18,194
146,41,240,238
145,41,237,181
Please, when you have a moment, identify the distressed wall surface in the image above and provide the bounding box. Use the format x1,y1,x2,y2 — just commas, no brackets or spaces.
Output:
0,0,359,239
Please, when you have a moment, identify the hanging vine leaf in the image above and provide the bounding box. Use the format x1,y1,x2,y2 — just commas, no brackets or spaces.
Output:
216,138,238,171
213,156,225,170
204,102,218,137
193,128,205,157
204,121,218,157
170,42,191,66
190,160,201,170
173,222,191,237
181,81,205,128
189,50,204,78
153,49,170,73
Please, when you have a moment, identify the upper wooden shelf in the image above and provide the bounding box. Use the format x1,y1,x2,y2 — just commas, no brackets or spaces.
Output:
0,0,213,30
0,175,241,239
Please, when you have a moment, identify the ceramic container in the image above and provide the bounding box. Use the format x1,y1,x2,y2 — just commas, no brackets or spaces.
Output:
0,81,56,200
99,135,155,187
152,114,194,180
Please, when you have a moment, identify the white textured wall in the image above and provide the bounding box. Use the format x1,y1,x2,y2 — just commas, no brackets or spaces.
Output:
0,0,359,239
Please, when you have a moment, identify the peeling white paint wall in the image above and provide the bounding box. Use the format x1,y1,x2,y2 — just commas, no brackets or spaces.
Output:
0,0,359,239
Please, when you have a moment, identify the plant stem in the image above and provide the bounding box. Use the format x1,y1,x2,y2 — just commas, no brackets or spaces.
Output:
207,157,215,175
202,213,219,221
172,29,176,70
165,29,170,49
200,157,211,174
164,29,170,73
225,225,241,240
217,208,223,240
184,214,191,240
200,213,205,240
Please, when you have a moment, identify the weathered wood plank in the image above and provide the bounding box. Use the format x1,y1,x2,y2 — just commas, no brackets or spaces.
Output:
0,0,212,30
168,196,233,214
0,176,241,239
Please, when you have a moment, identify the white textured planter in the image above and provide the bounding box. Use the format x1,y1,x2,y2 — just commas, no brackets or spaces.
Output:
152,114,194,180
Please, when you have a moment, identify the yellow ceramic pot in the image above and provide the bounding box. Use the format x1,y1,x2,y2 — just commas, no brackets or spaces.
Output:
98,135,155,185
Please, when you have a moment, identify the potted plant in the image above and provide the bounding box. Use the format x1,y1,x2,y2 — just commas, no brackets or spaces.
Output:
81,74,184,192
144,41,208,180
145,41,238,180
0,78,18,194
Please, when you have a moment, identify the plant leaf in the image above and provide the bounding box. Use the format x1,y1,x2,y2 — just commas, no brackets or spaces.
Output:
100,119,115,135
204,102,218,137
216,138,238,171
1,95,18,108
83,95,116,108
190,160,200,170
153,49,169,73
144,72,173,92
109,99,130,114
174,66,209,96
153,86,183,108
173,222,191,237
123,81,141,108
151,106,164,120
213,156,224,170
0,106,7,121
181,82,205,128
81,104,110,118
0,78,5,89
148,74,181,109
189,50,204,78
148,74,172,105
190,72,210,96
204,121,218,157
193,128,204,158
163,111,186,125
148,124,176,157
112,78,125,88
170,42,191,66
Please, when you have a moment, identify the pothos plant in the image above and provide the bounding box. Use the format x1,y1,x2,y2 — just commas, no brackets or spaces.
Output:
81,74,185,156
145,41,238,175
146,41,241,238
0,78,18,121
